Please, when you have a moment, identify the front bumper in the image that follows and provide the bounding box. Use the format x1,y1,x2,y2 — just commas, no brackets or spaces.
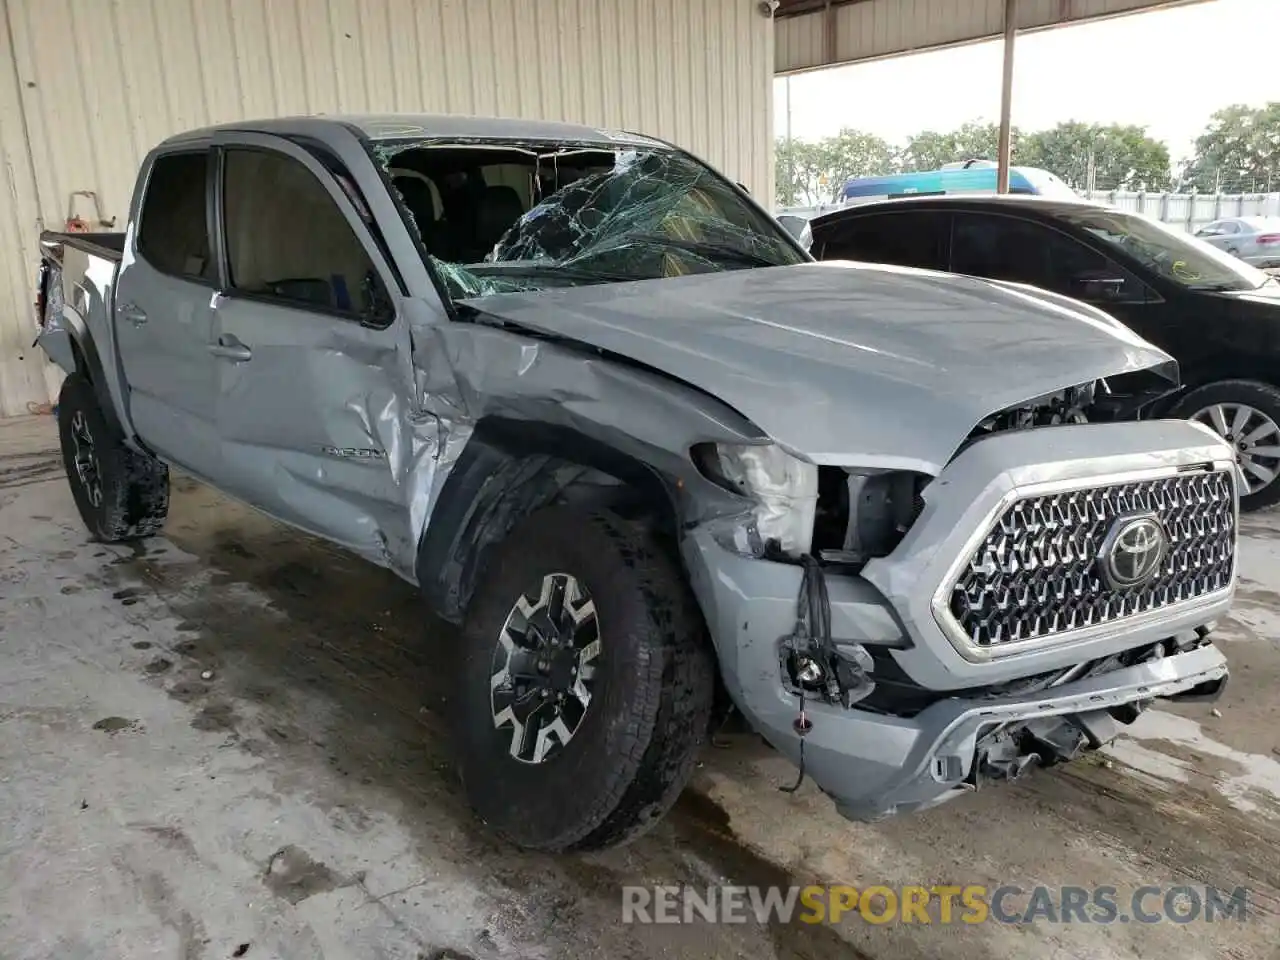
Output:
681,419,1237,821
823,642,1226,820
683,527,1228,820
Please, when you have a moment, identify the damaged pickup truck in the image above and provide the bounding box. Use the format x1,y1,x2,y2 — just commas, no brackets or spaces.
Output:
35,115,1236,852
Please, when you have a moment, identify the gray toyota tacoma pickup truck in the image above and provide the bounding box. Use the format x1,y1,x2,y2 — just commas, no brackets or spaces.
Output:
35,115,1236,852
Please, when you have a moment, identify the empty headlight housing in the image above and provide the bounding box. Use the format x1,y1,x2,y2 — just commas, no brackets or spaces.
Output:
693,442,818,558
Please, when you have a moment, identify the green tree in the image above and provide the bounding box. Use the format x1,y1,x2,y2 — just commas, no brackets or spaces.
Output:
898,121,1008,172
775,128,896,205
1019,122,1171,191
775,137,828,205
1182,103,1280,193
822,127,897,183
776,118,1178,203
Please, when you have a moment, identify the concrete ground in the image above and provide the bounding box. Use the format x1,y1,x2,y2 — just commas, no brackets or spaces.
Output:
3,412,1280,960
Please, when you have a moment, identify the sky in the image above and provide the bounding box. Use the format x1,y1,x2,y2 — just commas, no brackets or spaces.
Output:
773,0,1280,163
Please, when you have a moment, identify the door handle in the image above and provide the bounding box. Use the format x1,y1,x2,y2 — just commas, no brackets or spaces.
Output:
207,335,252,362
119,302,147,326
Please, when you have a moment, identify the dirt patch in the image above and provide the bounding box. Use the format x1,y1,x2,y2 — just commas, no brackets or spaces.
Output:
262,845,346,904
134,824,199,860
0,453,63,490
167,681,211,703
670,791,875,960
92,716,138,734
191,702,237,733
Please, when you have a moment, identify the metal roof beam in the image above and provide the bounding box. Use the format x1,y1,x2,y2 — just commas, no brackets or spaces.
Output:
775,0,1209,74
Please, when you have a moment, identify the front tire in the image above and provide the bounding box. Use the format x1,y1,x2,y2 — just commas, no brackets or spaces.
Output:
456,506,715,852
56,374,170,541
1173,380,1280,512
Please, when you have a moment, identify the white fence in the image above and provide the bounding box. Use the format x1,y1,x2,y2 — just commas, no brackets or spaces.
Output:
1080,191,1280,233
776,192,1280,232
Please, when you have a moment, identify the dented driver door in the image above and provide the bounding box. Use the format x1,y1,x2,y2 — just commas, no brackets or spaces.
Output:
206,132,412,566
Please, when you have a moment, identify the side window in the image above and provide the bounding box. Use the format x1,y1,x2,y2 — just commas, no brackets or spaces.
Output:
816,211,949,270
1199,220,1238,237
137,152,214,282
222,148,382,316
951,213,1146,304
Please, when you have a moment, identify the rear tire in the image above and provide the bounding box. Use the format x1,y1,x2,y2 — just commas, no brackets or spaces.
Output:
56,374,169,541
1172,379,1280,512
456,506,715,852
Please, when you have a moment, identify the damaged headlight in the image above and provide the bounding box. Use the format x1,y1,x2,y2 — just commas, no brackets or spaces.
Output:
693,443,818,558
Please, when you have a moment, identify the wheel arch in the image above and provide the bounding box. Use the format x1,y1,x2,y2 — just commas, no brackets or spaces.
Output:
416,417,683,623
1164,376,1280,509
62,327,130,439
1183,356,1280,394
1145,357,1280,419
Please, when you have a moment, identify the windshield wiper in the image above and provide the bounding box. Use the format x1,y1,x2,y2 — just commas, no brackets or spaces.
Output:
467,261,645,284
627,233,786,268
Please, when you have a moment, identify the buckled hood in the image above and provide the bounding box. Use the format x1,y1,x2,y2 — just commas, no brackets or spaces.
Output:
462,261,1177,474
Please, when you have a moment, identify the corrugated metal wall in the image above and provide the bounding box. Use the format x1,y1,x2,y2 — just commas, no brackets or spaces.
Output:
777,0,1195,73
0,0,774,418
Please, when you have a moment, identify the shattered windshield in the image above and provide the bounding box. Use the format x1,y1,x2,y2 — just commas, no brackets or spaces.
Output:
373,139,807,300
1059,207,1273,292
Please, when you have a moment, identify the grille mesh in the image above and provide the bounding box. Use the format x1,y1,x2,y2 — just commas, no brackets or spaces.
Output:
946,470,1236,649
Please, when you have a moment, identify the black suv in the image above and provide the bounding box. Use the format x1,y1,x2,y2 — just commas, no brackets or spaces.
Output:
811,195,1280,510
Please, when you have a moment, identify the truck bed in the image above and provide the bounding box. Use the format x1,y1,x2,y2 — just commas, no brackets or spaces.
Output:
40,230,125,263
35,231,126,381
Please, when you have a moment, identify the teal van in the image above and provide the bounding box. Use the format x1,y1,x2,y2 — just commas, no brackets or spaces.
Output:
839,160,1076,204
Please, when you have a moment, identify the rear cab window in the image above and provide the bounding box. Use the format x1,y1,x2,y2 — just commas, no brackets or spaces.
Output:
137,151,215,283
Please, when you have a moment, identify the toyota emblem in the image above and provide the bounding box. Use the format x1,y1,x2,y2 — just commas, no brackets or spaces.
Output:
1100,514,1168,590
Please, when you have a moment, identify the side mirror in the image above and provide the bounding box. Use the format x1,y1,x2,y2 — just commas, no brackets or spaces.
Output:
777,214,813,253
360,272,397,328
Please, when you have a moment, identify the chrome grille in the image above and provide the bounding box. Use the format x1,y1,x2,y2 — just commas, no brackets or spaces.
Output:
946,469,1236,649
